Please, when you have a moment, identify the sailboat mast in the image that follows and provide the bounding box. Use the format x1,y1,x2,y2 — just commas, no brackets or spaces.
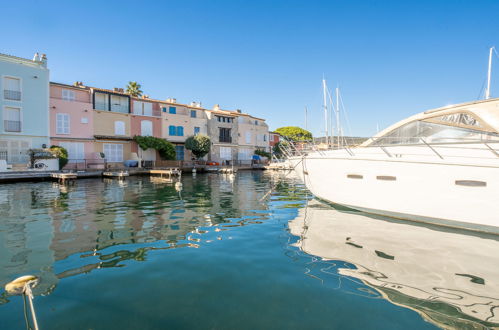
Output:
304,106,308,131
486,47,494,99
322,78,329,146
335,87,340,148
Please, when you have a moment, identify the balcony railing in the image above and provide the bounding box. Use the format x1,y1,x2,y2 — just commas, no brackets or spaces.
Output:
94,102,109,111
4,90,21,101
219,136,232,143
94,103,130,113
4,120,21,132
110,104,129,113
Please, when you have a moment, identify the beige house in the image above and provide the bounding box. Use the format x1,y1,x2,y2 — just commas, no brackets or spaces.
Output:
237,113,270,161
161,99,208,161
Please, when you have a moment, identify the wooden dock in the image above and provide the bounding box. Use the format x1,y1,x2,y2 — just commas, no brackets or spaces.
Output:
102,171,129,179
51,173,77,184
149,168,181,179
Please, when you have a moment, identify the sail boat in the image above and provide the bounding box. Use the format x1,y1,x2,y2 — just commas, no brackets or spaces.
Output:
292,48,499,233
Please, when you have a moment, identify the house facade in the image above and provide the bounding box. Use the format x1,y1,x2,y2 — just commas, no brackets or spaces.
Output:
130,97,162,162
161,100,208,161
206,105,239,164
50,82,94,164
0,53,49,165
269,131,280,149
237,113,270,161
91,87,132,166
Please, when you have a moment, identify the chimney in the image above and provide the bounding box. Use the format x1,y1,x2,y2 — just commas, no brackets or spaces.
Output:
236,109,242,113
213,104,221,111
142,95,149,99
73,81,85,87
40,54,47,68
166,98,176,103
114,87,124,93
33,53,40,62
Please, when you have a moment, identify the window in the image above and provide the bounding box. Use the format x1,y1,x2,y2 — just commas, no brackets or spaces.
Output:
94,92,108,110
177,126,184,136
3,77,21,101
245,132,251,144
141,120,153,136
264,135,267,142
81,117,89,124
168,126,183,136
103,144,123,162
110,95,129,113
56,113,70,134
169,107,176,114
59,142,84,161
190,110,197,118
169,125,176,136
255,120,258,125
220,147,232,160
0,139,30,163
219,128,232,143
194,127,200,135
62,89,75,101
374,118,499,145
4,107,21,132
114,121,125,135
133,101,152,116
162,107,167,113
175,146,184,161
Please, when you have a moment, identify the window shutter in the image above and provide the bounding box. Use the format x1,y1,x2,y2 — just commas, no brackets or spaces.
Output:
169,125,176,136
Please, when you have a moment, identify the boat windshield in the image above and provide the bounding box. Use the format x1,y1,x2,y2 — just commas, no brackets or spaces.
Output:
372,113,499,145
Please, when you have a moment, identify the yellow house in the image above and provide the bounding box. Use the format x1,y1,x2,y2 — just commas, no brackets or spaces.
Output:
91,88,132,166
160,99,208,161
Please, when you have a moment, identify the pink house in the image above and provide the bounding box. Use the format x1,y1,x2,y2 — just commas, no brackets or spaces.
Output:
50,82,95,165
130,97,162,162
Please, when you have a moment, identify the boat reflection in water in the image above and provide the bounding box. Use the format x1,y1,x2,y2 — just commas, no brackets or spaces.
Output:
288,200,499,329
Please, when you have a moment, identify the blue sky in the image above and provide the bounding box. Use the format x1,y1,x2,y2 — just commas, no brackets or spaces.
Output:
2,0,499,137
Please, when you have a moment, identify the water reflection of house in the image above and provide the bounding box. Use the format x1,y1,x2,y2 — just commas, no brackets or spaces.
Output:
0,173,272,302
288,200,499,329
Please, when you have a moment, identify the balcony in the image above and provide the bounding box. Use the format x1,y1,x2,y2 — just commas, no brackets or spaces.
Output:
4,120,21,132
94,103,130,114
219,136,232,143
4,90,21,101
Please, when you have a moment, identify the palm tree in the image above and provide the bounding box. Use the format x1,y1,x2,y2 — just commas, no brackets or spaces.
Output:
125,81,143,97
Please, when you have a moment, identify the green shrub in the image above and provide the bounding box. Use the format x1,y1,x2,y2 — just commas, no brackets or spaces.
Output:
254,149,271,158
133,136,176,160
185,135,211,159
49,145,69,169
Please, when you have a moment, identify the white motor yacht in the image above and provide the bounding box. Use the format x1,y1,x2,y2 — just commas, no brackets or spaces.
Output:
294,98,499,233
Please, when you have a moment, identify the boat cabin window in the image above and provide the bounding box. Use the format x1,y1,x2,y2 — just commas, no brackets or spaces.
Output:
373,112,499,145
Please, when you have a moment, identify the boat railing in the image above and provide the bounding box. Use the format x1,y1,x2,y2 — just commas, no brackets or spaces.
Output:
283,136,499,161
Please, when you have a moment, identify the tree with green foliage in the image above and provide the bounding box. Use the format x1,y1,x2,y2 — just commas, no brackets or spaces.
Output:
185,134,211,159
125,81,143,97
133,136,176,160
49,145,69,169
275,126,312,142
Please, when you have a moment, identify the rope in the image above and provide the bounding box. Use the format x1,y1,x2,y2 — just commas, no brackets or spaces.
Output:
23,281,39,330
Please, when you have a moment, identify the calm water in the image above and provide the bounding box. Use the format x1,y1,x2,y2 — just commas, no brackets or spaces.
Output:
0,172,497,329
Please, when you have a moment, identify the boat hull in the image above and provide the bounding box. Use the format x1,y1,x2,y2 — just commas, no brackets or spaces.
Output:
302,151,499,233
